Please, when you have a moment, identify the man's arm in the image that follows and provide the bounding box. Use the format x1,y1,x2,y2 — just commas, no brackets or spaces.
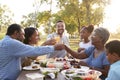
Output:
10,40,65,57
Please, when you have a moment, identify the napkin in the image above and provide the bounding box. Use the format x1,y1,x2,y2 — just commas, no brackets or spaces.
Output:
47,73,55,79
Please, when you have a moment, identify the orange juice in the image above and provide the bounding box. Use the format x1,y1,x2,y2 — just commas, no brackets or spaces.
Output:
54,36,60,42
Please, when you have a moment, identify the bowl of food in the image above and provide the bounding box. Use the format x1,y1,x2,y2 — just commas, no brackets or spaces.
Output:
75,69,88,76
40,67,60,78
88,70,102,79
54,61,64,69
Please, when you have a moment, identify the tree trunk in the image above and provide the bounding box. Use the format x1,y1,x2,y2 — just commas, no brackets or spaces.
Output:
77,17,80,35
86,2,90,25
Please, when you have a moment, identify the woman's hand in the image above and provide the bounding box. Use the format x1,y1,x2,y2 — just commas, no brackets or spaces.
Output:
77,48,85,52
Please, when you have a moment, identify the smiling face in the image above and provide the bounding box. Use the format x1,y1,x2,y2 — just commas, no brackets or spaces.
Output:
29,30,39,45
80,28,91,40
56,22,65,35
24,27,40,45
91,32,102,46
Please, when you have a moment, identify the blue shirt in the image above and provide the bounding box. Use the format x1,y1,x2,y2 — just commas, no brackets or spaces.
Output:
105,60,120,80
0,36,54,80
85,47,110,68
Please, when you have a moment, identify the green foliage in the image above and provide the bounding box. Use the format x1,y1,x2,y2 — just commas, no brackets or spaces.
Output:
66,23,77,35
20,0,110,36
37,11,51,24
0,4,13,31
0,33,5,40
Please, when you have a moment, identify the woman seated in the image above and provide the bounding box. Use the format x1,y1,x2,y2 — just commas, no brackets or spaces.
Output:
79,25,94,49
65,27,110,80
78,25,94,62
22,27,56,67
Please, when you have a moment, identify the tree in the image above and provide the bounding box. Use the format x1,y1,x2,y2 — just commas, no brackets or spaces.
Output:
55,0,110,35
0,4,13,31
21,0,110,36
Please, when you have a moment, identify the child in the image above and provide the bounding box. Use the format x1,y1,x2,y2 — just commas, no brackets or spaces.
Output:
105,40,120,80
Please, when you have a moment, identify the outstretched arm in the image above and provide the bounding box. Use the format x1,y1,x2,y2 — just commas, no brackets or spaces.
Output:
41,39,56,46
65,45,88,59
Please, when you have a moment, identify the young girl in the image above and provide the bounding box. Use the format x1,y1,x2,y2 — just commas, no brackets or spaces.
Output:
79,25,94,49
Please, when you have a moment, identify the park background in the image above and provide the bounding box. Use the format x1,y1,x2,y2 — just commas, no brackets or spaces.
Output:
0,0,120,51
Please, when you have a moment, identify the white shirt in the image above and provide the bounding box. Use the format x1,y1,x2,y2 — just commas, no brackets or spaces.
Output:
79,41,93,49
46,33,70,58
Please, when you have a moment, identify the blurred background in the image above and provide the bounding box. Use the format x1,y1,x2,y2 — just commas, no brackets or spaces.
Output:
0,0,120,51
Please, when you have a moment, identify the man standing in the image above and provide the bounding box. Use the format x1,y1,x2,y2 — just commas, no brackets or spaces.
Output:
0,23,65,80
46,20,70,58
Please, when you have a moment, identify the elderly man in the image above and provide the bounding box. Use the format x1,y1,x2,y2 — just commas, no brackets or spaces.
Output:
65,27,110,80
0,24,65,80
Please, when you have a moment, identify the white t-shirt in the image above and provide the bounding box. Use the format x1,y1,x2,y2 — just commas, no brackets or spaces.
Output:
46,33,70,58
79,41,93,49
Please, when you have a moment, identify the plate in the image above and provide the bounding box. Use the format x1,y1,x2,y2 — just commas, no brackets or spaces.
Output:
61,69,77,80
61,68,102,80
88,70,102,76
23,65,40,70
40,67,60,73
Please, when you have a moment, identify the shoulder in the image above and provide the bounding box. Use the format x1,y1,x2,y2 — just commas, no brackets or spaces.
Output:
87,46,95,51
110,65,120,75
2,36,21,45
84,46,95,55
47,33,56,38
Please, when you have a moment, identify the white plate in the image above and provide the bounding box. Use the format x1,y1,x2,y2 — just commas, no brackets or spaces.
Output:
40,67,60,73
80,66,89,71
61,68,102,80
23,65,40,70
88,70,102,76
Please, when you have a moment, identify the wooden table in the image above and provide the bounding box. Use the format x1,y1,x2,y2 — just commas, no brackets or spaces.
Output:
17,70,66,80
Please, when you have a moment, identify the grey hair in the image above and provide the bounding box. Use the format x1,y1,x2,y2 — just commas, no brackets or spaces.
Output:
94,27,110,44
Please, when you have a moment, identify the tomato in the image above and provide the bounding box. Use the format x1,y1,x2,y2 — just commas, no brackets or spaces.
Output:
84,77,93,80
